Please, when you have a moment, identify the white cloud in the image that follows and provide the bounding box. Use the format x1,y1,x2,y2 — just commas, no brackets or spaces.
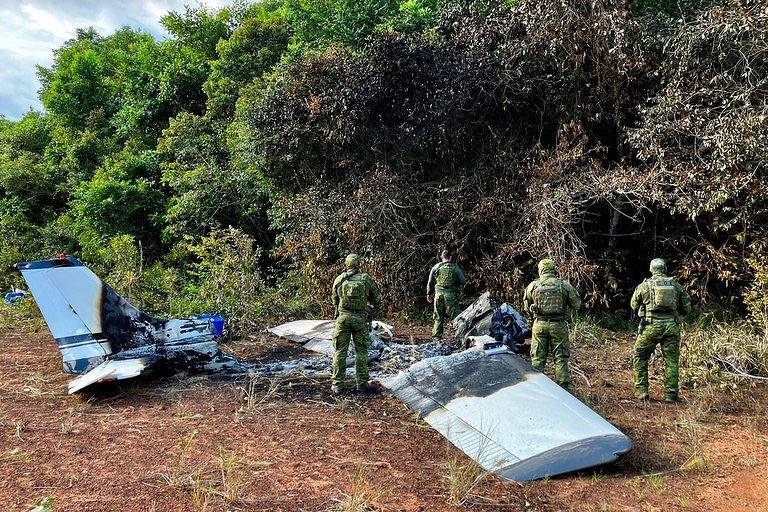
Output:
20,3,89,40
0,0,234,120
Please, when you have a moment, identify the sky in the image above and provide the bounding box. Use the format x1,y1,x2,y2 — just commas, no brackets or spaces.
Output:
0,0,230,120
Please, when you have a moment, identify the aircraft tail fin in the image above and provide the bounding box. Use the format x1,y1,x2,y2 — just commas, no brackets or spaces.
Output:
16,256,161,374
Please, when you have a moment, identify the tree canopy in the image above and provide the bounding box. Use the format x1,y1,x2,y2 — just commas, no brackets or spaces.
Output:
1,0,764,323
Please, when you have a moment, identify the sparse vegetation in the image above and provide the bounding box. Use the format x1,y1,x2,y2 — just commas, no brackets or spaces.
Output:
335,461,383,512
190,469,213,512
162,430,198,487
238,373,281,413
682,322,768,388
4,447,32,463
216,448,250,503
14,419,26,440
29,496,55,512
445,447,486,506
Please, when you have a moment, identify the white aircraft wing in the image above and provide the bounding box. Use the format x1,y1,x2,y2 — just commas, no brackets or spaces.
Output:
378,346,632,481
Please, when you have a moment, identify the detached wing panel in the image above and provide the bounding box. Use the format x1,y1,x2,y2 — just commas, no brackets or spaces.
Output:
379,348,632,481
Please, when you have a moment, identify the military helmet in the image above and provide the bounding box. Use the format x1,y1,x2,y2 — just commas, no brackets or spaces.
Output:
649,258,667,273
345,253,360,269
538,258,557,274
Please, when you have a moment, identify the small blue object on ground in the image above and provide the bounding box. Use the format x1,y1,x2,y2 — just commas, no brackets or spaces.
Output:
198,313,225,337
4,291,26,305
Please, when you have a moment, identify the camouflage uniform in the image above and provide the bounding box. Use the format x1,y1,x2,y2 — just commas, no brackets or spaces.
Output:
331,254,382,391
427,260,467,339
630,259,692,401
523,259,581,388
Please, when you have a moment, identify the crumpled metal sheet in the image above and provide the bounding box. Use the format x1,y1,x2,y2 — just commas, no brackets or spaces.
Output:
67,357,153,394
267,319,390,365
378,346,632,481
453,292,530,350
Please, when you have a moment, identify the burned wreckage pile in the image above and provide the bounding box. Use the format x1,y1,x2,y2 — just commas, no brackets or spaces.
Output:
17,257,632,481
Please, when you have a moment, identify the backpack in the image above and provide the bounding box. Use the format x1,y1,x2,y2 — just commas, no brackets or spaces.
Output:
435,263,455,288
534,279,565,316
339,275,368,312
648,277,678,314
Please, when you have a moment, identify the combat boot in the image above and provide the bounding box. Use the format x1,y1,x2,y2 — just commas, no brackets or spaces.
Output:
356,381,381,395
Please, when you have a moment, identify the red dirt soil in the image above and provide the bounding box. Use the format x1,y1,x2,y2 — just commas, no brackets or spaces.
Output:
1,324,767,512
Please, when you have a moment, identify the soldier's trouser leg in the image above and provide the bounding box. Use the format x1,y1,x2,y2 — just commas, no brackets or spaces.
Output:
633,324,662,396
445,293,460,323
530,320,552,373
332,315,353,388
349,314,371,387
432,293,447,339
659,323,681,399
550,321,571,388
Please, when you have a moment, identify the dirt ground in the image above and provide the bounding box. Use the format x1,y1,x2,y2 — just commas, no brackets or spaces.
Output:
1,322,768,512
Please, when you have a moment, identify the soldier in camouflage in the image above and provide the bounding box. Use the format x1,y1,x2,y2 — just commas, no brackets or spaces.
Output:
630,258,692,402
523,259,581,389
427,249,467,340
331,254,382,394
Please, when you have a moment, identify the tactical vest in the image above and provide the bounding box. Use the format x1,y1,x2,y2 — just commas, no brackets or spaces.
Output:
435,263,456,289
534,278,565,317
647,276,678,317
338,273,368,312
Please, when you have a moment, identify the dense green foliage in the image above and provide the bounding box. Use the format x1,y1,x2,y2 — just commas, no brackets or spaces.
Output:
2,0,765,332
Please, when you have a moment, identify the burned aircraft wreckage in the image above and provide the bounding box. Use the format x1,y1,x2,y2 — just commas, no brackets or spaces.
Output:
18,257,632,480
16,256,244,394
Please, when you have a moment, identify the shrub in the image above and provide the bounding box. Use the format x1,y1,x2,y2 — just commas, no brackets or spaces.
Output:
744,252,768,330
682,322,768,388
177,227,265,335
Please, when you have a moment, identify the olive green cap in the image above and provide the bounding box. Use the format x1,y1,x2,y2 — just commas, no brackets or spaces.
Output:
345,254,360,269
650,258,667,273
538,258,557,275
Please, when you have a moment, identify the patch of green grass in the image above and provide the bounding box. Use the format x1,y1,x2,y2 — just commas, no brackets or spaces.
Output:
0,299,45,333
30,496,55,512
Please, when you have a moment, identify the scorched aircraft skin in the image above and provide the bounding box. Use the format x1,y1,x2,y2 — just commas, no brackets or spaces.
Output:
269,296,633,481
16,256,241,394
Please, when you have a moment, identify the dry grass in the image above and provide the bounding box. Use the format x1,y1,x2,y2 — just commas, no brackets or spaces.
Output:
445,449,485,507
161,430,198,487
683,322,768,388
676,412,710,475
238,373,281,413
216,449,250,503
160,429,252,507
14,419,26,440
190,469,213,512
335,461,383,512
3,447,32,463
571,318,608,348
